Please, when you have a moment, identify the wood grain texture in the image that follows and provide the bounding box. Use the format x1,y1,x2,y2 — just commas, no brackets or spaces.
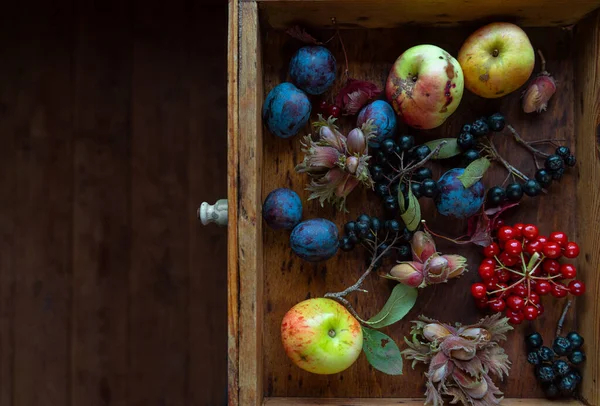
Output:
228,0,241,404
71,1,132,405
260,27,577,399
263,398,584,406
235,2,265,406
257,0,600,29
130,0,191,404
7,2,75,405
574,9,600,406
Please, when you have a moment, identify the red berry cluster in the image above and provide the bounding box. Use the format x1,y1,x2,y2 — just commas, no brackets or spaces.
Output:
317,100,341,118
471,223,584,325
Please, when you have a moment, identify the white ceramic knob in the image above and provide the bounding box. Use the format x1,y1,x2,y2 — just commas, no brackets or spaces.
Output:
198,199,228,226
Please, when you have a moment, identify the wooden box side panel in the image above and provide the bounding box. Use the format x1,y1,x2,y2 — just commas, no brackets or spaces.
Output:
229,1,264,406
263,398,584,406
257,0,600,29
574,9,600,406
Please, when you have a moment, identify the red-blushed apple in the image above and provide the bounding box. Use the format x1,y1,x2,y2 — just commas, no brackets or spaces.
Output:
280,298,363,374
386,44,464,130
458,22,535,99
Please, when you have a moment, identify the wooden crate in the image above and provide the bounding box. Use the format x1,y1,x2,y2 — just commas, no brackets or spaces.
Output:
227,1,600,405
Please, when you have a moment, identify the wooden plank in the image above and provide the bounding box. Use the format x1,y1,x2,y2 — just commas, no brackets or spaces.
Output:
261,27,577,399
71,1,132,405
130,0,190,404
257,0,600,29
235,2,265,406
263,398,584,406
6,2,75,405
189,2,229,406
228,0,241,403
574,9,600,406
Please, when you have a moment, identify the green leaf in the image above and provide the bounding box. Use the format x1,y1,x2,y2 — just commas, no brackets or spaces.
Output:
365,284,418,328
457,157,491,188
398,186,421,231
424,138,461,159
362,326,403,375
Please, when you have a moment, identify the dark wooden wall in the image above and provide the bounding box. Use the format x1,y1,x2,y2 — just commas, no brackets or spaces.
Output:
0,1,228,405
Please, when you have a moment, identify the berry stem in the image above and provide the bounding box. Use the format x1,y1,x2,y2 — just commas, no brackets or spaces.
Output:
388,141,447,186
488,276,526,295
485,139,530,182
507,124,551,159
421,220,472,245
556,299,573,338
333,26,349,80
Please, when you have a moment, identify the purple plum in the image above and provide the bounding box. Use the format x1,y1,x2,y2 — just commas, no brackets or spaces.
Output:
262,82,311,139
357,100,397,147
435,168,485,219
262,188,303,230
290,218,339,262
289,46,336,95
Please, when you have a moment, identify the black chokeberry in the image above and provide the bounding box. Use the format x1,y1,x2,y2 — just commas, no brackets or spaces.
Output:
357,214,371,223
370,217,381,232
396,244,411,259
398,135,415,151
411,182,422,198
377,242,391,257
462,124,472,133
386,219,401,233
384,195,398,211
413,167,433,182
401,227,414,242
463,149,480,165
390,182,400,198
471,119,490,137
487,113,506,132
371,165,385,181
551,167,565,180
487,186,506,206
523,179,542,197
506,183,524,202
535,169,553,188
558,375,577,395
457,132,475,150
382,138,396,154
526,332,543,350
538,346,555,362
553,337,572,356
347,232,358,244
565,155,576,167
553,360,571,377
545,154,564,172
356,221,370,239
340,236,354,252
375,182,389,197
536,365,556,383
567,369,582,384
421,179,440,198
411,145,431,161
344,221,357,234
376,151,388,165
527,351,541,365
544,383,560,399
556,146,570,158
566,332,584,349
568,350,586,365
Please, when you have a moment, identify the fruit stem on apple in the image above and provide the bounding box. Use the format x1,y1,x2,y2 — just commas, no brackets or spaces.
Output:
556,299,573,338
387,141,447,187
492,49,499,57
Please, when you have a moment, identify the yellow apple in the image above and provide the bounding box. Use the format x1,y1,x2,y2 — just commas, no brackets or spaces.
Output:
458,22,535,98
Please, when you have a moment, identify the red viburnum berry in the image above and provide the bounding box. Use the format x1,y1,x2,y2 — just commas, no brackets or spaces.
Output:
550,231,568,247
564,242,580,258
560,263,577,279
523,224,539,240
568,280,586,296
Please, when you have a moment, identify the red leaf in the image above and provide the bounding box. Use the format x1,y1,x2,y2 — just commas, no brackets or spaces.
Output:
285,25,319,45
467,202,520,247
335,78,382,115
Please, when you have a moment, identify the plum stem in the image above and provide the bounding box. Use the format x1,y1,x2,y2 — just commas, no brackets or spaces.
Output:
556,299,573,337
324,235,399,323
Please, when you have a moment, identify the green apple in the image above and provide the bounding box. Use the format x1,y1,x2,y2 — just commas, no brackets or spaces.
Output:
386,44,464,130
458,22,535,98
280,298,363,374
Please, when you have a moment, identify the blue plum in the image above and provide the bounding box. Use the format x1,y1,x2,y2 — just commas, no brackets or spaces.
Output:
289,46,336,95
357,100,397,147
290,218,339,262
262,188,303,230
435,168,485,219
262,82,311,139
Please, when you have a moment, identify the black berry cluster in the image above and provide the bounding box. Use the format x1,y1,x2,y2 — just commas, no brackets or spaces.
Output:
526,331,586,399
339,213,412,268
456,113,505,166
370,136,440,215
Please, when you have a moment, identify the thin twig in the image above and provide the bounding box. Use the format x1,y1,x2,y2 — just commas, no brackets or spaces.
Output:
537,49,547,73
334,296,367,323
507,125,550,159
556,299,573,337
332,22,349,80
486,139,530,182
387,141,446,187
